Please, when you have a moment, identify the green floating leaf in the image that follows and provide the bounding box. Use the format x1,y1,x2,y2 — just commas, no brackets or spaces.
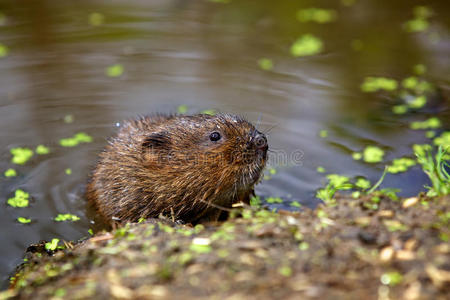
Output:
363,146,385,163
410,117,441,130
7,189,30,208
290,34,323,57
380,271,403,286
17,217,31,224
45,238,60,251
89,12,105,26
59,132,93,147
257,58,273,71
266,196,283,204
413,64,426,75
408,95,426,109
355,178,371,190
425,131,435,139
433,131,450,149
63,114,74,123
4,168,17,177
54,214,80,222
106,64,124,77
177,105,188,114
290,201,302,208
36,145,50,155
0,43,8,58
352,152,362,160
268,168,277,175
296,8,337,23
319,129,328,138
200,109,216,115
10,147,33,165
316,166,326,173
65,168,72,175
387,157,416,174
392,105,408,114
361,77,398,92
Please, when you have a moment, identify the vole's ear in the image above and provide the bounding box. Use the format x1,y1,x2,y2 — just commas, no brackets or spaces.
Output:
142,132,170,151
141,132,171,166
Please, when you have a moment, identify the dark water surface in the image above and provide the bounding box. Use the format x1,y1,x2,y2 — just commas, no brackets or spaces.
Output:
0,0,449,287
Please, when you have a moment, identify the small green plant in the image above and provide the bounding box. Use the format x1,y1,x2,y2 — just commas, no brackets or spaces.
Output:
415,146,449,196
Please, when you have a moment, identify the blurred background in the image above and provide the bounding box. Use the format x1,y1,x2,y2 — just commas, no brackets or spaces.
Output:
0,0,449,288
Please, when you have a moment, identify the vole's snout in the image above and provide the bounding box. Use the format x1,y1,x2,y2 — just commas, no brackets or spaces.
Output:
252,130,268,153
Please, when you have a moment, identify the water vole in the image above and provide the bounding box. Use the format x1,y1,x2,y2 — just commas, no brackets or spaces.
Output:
86,113,268,224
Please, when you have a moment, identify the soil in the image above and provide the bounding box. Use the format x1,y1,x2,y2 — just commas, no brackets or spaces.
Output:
2,194,449,300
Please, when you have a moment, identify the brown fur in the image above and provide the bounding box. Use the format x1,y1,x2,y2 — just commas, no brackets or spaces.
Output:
86,114,268,225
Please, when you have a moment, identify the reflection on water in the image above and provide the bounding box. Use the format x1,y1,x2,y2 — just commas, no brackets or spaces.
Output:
0,0,449,287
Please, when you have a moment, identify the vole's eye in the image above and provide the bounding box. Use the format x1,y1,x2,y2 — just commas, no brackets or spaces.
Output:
209,132,221,142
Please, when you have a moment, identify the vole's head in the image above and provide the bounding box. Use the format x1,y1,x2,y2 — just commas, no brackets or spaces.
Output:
141,114,268,189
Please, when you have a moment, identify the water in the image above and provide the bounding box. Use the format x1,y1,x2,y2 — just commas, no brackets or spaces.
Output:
0,0,449,288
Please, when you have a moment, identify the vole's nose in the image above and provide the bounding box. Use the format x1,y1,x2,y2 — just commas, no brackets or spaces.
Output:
253,131,268,152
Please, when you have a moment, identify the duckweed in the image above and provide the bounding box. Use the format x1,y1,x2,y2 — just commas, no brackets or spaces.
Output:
361,77,397,92
59,132,93,147
7,189,30,208
296,8,337,24
0,43,8,57
200,109,216,115
290,201,301,208
319,129,328,138
363,146,385,163
65,168,72,175
10,147,33,165
4,168,17,177
45,238,60,251
408,95,426,109
290,34,323,57
257,58,273,71
413,64,426,75
106,64,124,77
392,105,408,114
316,166,326,173
355,178,371,190
89,12,105,26
410,117,441,130
380,271,403,286
35,145,50,155
387,157,417,174
17,217,31,224
54,214,80,222
177,105,188,114
266,197,283,204
433,132,450,148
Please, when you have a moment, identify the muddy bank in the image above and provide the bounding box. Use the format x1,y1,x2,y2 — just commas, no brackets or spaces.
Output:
2,194,449,300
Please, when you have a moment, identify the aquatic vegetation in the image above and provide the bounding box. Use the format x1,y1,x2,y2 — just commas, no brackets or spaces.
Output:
404,6,432,33
7,189,30,208
266,197,283,204
363,146,385,163
200,109,216,115
316,166,326,173
415,146,449,196
59,132,93,147
433,131,450,149
361,77,397,92
189,238,212,254
316,174,352,203
355,178,371,190
410,117,441,130
380,271,403,286
408,95,426,109
45,239,60,251
65,168,72,175
392,105,408,114
296,8,337,24
290,34,323,57
4,168,17,177
177,105,188,114
10,147,33,165
54,214,80,222
386,157,417,174
35,145,50,155
290,201,301,208
319,129,328,138
0,43,8,57
17,217,31,224
413,64,426,75
63,114,74,123
257,58,273,71
105,64,124,77
88,12,105,26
